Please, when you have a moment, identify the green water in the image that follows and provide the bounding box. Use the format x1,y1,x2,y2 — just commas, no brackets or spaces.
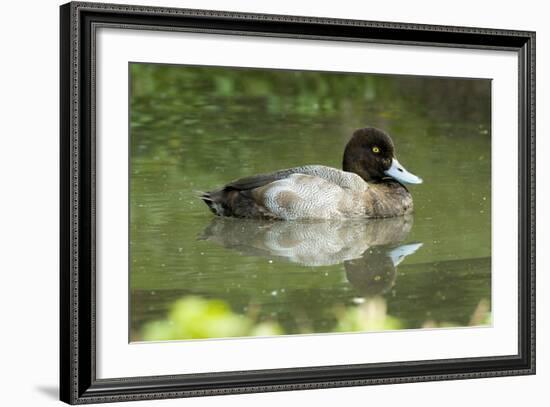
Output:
129,63,492,341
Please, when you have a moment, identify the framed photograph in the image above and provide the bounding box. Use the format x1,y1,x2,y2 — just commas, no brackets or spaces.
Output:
60,1,535,404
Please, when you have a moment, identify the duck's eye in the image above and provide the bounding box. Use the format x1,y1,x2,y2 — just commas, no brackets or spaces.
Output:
372,146,381,154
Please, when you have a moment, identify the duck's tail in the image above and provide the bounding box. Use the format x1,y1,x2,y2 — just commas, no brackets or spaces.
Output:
197,190,225,216
198,188,270,219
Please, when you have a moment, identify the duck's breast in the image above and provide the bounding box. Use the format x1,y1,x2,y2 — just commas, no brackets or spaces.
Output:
362,182,414,218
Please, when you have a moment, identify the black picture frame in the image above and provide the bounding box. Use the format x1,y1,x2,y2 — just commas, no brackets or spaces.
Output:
60,1,536,404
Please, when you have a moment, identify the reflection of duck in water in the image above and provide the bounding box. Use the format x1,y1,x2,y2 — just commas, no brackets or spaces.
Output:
200,216,422,296
344,243,422,297
201,128,422,220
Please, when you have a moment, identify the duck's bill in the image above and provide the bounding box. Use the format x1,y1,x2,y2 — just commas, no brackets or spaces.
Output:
384,158,423,184
388,242,423,267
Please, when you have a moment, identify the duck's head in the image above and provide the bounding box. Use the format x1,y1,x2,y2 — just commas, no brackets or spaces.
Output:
342,127,423,184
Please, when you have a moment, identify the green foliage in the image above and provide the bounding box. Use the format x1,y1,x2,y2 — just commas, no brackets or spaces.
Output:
140,294,490,341
141,296,281,341
335,298,402,333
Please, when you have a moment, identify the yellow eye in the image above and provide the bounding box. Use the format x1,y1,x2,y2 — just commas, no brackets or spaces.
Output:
372,146,380,154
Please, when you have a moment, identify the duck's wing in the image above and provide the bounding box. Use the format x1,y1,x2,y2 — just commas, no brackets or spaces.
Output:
201,165,367,219
224,168,301,191
226,165,367,192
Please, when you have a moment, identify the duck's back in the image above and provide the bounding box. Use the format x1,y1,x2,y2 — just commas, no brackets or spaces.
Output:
201,165,368,220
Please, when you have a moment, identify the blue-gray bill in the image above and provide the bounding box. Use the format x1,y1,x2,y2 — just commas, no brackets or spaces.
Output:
384,158,423,184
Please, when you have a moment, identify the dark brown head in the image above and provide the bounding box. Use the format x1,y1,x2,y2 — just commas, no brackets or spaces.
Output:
342,127,422,184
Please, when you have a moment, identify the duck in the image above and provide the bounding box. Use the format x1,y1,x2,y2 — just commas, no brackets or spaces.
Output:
201,127,422,220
